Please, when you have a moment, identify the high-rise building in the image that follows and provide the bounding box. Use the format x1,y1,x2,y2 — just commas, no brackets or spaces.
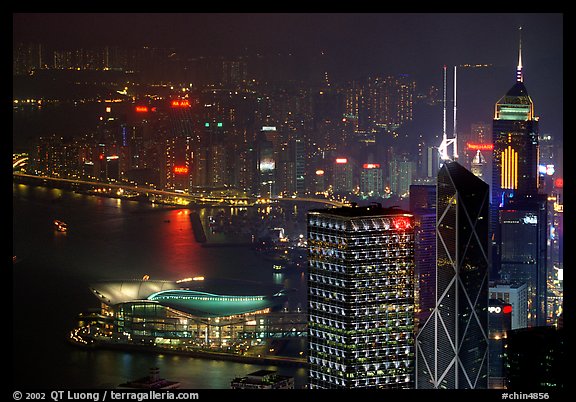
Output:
360,163,384,197
307,204,415,389
491,37,539,205
409,184,436,331
13,42,44,75
459,122,491,173
498,195,548,327
489,282,528,330
416,161,489,389
491,30,540,281
504,326,565,389
332,157,354,194
470,150,487,181
389,154,415,199
488,298,513,389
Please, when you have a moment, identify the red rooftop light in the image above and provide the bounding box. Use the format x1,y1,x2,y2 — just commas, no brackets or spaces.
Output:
392,217,412,231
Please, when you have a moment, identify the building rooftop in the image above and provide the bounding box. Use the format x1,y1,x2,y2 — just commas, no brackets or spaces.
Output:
90,278,288,317
147,289,287,317
230,370,294,389
309,203,412,218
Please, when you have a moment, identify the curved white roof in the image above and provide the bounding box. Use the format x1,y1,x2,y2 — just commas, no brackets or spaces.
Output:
90,280,179,305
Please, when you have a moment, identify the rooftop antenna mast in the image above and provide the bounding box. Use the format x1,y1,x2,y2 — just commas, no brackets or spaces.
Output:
516,26,523,83
453,65,458,159
438,65,457,161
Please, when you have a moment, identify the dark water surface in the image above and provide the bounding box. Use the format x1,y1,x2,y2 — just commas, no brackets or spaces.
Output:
12,183,308,389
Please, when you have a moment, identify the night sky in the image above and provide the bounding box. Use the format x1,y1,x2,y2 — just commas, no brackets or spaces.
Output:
12,13,563,141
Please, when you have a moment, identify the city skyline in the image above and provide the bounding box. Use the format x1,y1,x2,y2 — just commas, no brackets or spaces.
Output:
12,12,565,392
12,13,563,145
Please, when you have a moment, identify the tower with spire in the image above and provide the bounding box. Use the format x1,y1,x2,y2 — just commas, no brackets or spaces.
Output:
492,26,539,205
490,27,547,327
516,26,523,83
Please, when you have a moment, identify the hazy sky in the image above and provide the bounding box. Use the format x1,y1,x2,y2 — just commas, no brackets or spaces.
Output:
12,13,564,140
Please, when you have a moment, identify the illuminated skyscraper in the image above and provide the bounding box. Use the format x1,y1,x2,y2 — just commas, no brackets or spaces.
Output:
470,150,487,181
491,79,539,204
307,204,415,389
332,157,354,194
491,28,540,280
416,161,489,389
489,282,528,330
498,195,548,327
360,163,384,197
488,298,513,389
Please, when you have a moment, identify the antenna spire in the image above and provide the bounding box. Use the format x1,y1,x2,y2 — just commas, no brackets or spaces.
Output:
516,26,523,82
438,65,457,162
453,65,458,159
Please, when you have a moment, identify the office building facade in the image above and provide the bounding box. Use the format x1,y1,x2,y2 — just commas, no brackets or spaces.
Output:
409,184,437,330
307,204,415,388
488,298,513,389
498,195,548,327
489,282,528,330
491,37,540,282
416,161,489,389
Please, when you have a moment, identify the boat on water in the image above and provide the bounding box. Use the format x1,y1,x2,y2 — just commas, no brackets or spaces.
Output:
118,367,181,389
54,219,68,232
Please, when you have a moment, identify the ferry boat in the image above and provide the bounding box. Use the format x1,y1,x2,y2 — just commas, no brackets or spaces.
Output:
118,367,181,389
54,219,68,232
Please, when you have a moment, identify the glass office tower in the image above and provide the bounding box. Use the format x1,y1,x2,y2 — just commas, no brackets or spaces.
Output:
416,161,489,389
499,195,548,327
307,204,415,389
409,184,437,331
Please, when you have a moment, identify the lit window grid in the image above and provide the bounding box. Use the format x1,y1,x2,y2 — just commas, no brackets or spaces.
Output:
307,214,415,388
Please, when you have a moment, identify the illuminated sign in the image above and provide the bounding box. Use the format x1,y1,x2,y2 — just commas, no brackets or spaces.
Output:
336,158,348,164
467,142,494,151
105,106,112,113
260,160,275,172
171,99,190,108
315,170,325,176
363,163,381,169
546,165,555,176
135,106,149,113
262,126,277,131
106,155,119,161
173,166,189,175
554,178,563,188
522,214,537,225
488,305,512,314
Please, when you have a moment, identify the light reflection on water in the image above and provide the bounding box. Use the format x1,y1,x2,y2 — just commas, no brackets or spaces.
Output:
13,183,308,389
